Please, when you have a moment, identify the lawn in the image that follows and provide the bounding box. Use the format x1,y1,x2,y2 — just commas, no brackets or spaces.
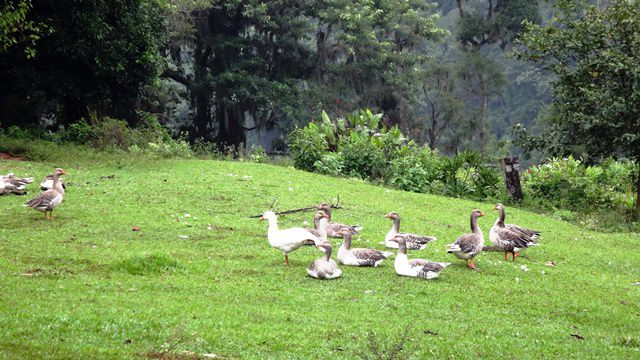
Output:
1,151,639,359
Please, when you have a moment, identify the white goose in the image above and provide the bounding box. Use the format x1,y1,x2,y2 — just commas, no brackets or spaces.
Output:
390,236,450,279
260,210,325,265
307,242,342,279
337,228,392,267
384,212,437,250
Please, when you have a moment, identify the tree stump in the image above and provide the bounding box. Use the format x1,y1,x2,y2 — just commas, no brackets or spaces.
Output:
499,157,523,202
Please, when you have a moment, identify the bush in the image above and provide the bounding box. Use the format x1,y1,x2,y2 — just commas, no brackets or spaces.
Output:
314,153,344,176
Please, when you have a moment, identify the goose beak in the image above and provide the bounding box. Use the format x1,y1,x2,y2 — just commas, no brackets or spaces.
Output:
479,213,486,217
493,206,497,210
384,214,391,218
259,216,265,221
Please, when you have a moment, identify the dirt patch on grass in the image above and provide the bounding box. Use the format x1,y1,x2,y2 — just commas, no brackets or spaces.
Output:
0,152,25,161
19,267,75,278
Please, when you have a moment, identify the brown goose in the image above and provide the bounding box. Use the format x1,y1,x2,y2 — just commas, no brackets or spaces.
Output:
490,204,539,261
24,168,67,219
309,210,330,244
0,173,34,195
384,212,437,250
260,210,323,265
446,209,485,269
336,228,393,267
307,242,342,279
494,203,541,240
390,235,450,279
316,203,362,238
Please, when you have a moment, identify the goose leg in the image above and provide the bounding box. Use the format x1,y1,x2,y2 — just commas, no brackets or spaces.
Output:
468,258,476,269
504,252,508,261
284,254,289,265
512,252,519,261
44,211,48,219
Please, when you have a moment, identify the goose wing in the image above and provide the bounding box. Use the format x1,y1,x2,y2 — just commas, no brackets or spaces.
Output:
25,189,60,210
350,248,392,266
505,224,540,239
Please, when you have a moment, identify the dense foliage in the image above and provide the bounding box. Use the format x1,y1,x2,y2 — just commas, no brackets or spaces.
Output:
288,110,502,200
514,0,640,215
0,0,164,127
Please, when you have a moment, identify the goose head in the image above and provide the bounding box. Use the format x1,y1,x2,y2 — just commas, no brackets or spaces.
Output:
384,211,400,220
316,203,332,212
493,203,504,212
259,210,277,222
471,209,485,218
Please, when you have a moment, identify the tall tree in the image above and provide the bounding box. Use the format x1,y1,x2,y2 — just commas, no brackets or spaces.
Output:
0,0,164,127
514,0,640,215
454,0,540,151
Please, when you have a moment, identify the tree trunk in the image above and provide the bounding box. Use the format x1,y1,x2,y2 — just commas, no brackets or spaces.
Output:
636,162,640,218
214,99,245,151
62,97,90,127
193,88,212,140
478,74,489,152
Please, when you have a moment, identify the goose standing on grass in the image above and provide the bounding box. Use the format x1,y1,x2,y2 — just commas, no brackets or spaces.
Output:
490,204,539,261
384,212,437,250
336,228,393,267
307,242,342,279
390,235,450,279
260,210,324,265
1,173,34,195
494,203,541,240
446,209,485,269
310,210,331,244
24,168,66,220
316,203,362,238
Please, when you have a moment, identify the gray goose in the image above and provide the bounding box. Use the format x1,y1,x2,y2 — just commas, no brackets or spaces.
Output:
390,235,450,279
24,168,67,220
309,210,330,244
0,173,34,195
384,212,436,250
494,203,541,240
336,228,393,267
316,203,361,238
446,209,485,269
307,242,342,279
490,204,539,261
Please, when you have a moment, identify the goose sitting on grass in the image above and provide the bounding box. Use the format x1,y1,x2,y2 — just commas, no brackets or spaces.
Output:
260,210,324,265
316,203,362,238
24,168,66,220
307,242,342,279
389,236,450,280
384,211,436,250
336,228,393,267
446,209,485,269
1,173,34,195
490,204,539,261
40,173,66,191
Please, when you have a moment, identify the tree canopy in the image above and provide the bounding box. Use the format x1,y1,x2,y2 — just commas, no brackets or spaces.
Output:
514,0,640,213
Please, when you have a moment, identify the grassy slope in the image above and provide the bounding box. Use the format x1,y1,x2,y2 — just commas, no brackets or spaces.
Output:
1,153,639,359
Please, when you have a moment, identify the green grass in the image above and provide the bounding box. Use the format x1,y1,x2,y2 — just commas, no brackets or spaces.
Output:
1,150,639,359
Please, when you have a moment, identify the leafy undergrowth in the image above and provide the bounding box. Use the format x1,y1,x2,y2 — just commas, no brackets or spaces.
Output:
1,152,639,359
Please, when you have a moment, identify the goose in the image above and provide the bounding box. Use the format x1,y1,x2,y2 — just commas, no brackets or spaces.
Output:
24,168,67,219
316,203,362,238
494,203,541,240
307,242,342,279
490,204,539,261
384,212,436,250
389,235,450,279
310,210,330,244
0,173,34,195
336,228,393,267
40,173,66,191
260,210,325,265
446,209,485,269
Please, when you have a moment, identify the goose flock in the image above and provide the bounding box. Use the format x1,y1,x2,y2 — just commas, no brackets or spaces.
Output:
3,166,541,281
1,168,67,220
261,203,541,280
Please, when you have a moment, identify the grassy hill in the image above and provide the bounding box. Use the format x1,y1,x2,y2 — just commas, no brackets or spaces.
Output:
1,152,639,359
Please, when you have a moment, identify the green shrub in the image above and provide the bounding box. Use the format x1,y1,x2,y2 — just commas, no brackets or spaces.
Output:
338,130,386,180
314,153,344,176
288,122,328,171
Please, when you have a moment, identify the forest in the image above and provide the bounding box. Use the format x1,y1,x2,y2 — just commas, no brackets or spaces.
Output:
3,0,639,228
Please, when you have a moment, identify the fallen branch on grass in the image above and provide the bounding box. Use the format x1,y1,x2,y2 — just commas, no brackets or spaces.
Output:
249,195,343,218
